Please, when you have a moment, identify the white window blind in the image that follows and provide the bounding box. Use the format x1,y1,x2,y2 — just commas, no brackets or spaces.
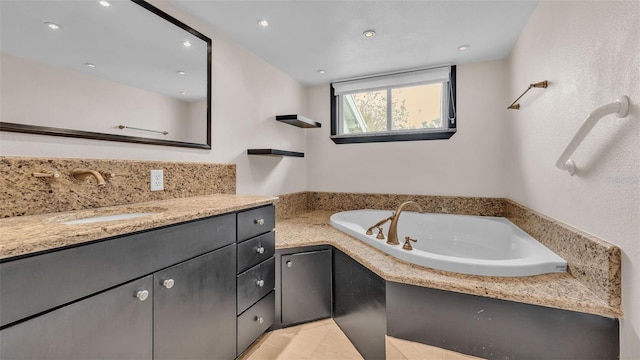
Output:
332,66,451,95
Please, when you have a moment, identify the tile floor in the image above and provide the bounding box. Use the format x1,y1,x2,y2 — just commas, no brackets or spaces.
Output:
240,318,484,360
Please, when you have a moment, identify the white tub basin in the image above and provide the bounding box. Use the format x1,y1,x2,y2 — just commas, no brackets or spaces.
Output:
330,209,567,277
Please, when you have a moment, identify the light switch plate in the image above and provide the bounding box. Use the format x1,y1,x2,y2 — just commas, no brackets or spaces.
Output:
150,170,164,191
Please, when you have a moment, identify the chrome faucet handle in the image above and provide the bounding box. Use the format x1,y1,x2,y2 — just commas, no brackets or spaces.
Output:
376,227,385,240
402,236,417,251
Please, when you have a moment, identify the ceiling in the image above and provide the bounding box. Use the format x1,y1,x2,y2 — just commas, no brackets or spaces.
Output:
172,0,539,86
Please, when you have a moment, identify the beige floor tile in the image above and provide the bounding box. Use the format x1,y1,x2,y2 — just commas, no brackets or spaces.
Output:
241,343,286,360
277,322,332,357
244,320,486,360
385,337,409,360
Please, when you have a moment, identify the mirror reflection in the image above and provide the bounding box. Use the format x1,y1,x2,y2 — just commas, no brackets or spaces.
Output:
0,0,211,148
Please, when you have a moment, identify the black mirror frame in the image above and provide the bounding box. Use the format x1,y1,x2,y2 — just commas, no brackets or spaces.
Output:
0,0,212,150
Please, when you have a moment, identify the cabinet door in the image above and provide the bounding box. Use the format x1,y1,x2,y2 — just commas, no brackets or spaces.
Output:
154,244,236,360
281,249,332,326
0,276,153,360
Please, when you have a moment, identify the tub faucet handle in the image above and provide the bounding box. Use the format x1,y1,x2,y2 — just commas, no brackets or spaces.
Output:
376,227,385,240
402,236,417,251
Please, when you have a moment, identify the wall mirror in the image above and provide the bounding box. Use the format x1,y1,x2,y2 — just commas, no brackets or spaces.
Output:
0,0,212,149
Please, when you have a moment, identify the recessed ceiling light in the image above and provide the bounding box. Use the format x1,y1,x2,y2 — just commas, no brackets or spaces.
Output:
179,91,187,95
177,71,186,75
362,30,376,38
182,41,192,47
85,63,96,68
458,44,471,51
317,70,326,74
44,22,62,30
98,0,111,7
257,19,269,27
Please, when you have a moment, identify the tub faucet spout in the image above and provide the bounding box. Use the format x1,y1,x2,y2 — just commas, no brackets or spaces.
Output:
387,201,424,245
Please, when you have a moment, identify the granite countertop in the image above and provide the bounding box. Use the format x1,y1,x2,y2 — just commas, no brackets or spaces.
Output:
276,210,620,319
0,194,277,260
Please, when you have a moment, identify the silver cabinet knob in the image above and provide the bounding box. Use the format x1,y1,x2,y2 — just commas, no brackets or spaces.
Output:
254,218,265,225
136,290,149,301
256,316,264,324
162,279,175,289
256,279,265,287
256,246,265,254
286,260,293,268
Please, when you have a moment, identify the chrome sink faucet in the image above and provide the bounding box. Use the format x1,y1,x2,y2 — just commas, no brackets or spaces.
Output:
387,201,424,245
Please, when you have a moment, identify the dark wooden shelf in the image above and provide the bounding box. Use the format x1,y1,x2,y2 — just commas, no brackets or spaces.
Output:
276,115,321,128
247,149,305,157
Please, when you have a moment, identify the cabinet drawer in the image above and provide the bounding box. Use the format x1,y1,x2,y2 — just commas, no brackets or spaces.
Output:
237,257,275,314
237,291,275,357
237,232,275,273
237,205,275,243
0,213,235,328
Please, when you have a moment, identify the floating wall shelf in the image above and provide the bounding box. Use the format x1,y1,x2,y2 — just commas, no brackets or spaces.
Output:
276,115,321,128
247,149,305,157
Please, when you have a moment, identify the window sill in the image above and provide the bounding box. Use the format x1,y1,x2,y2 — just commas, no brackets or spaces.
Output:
330,129,456,144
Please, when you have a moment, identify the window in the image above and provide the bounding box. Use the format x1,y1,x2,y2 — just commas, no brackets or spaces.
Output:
330,66,456,144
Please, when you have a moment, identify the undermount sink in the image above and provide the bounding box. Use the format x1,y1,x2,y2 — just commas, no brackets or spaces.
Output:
61,212,159,225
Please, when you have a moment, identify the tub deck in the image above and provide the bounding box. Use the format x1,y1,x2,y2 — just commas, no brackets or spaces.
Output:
276,210,621,319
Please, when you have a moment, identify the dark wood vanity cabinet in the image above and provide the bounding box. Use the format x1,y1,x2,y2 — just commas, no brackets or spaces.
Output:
281,248,332,326
0,206,275,360
0,276,154,360
235,205,276,357
153,244,237,360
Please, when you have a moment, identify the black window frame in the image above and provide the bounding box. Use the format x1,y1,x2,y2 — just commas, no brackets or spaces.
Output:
330,65,456,144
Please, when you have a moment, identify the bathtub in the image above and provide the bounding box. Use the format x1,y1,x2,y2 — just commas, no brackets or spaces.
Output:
329,210,567,277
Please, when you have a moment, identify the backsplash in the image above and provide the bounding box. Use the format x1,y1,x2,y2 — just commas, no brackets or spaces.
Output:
276,191,621,313
0,156,235,218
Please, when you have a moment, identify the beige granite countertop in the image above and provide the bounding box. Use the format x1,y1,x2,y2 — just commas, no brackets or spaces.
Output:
0,194,277,260
276,210,621,319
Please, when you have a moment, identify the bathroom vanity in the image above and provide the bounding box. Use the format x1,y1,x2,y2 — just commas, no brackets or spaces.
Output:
0,197,276,360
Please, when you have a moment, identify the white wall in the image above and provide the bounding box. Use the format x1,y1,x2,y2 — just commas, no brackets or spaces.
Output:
0,1,308,196
306,60,508,197
506,1,639,358
1,52,198,143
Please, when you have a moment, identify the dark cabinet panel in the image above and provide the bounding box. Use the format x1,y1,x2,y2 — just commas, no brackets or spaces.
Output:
237,291,275,356
237,231,275,273
237,257,275,314
0,276,153,360
281,249,332,326
237,205,275,242
154,244,237,360
333,249,386,360
0,213,235,328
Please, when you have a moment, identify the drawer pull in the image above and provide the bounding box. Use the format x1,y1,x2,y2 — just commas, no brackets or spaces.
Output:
254,218,265,226
256,279,265,287
256,246,265,254
162,279,175,289
286,260,293,268
135,290,149,301
256,316,264,325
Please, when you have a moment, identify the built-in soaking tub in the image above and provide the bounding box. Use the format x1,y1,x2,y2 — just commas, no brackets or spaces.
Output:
329,210,567,277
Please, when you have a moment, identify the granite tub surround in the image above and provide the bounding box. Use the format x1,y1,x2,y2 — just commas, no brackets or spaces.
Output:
504,200,621,310
275,191,622,316
275,191,311,222
309,191,504,216
275,211,621,319
0,194,277,260
0,156,236,218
